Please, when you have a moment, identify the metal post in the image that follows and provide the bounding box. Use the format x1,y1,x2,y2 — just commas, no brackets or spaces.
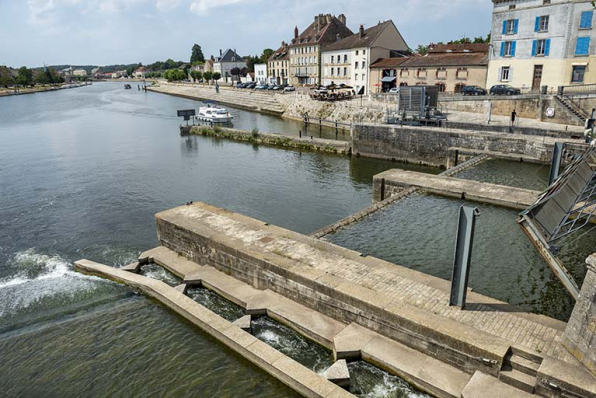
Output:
591,108,596,142
548,142,564,186
487,101,493,125
449,206,480,309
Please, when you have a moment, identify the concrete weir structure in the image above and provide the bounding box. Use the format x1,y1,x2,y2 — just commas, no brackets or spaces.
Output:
372,169,541,209
137,202,596,397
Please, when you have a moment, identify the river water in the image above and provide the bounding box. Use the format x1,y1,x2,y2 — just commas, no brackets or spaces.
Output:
0,82,433,396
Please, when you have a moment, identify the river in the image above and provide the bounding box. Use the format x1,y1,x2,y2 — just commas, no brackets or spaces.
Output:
0,82,433,396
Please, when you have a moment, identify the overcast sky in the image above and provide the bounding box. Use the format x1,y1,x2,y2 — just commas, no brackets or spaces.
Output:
0,0,493,68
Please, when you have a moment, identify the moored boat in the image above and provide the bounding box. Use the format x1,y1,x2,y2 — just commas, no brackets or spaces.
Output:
195,105,233,123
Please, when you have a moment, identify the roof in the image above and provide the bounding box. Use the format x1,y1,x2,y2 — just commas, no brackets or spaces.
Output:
269,44,289,62
370,57,409,69
216,49,244,63
428,43,489,54
401,52,489,67
135,66,147,72
323,21,392,52
290,15,353,48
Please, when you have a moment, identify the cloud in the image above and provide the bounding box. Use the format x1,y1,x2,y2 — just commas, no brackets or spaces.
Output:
189,0,247,16
27,0,58,26
156,0,180,11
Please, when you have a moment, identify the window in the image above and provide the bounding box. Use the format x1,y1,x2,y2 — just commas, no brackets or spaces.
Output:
362,61,366,69
337,68,340,76
509,5,516,10
343,67,347,76
417,68,427,78
400,68,409,77
344,55,348,63
576,37,591,55
543,0,550,4
363,50,366,55
456,68,468,79
331,67,334,76
502,19,518,35
500,66,511,81
580,11,594,29
535,16,549,32
532,39,551,56
572,66,586,83
355,74,358,81
356,50,359,55
435,83,446,92
331,56,334,64
500,41,516,57
436,68,447,79
355,61,359,69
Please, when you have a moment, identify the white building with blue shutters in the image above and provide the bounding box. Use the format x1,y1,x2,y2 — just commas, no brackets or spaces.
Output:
487,0,596,92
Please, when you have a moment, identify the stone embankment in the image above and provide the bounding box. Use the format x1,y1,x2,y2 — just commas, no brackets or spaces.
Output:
184,125,350,155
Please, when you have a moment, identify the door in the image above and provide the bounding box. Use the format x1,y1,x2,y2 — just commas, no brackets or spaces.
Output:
532,65,543,92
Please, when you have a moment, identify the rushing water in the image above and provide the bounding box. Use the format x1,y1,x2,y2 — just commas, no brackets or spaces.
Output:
187,286,245,322
252,316,335,374
140,263,182,287
0,82,409,396
327,193,596,321
349,361,431,398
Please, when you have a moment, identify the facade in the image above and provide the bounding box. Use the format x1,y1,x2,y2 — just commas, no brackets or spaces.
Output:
289,14,353,86
321,20,409,94
488,0,596,91
268,42,290,85
73,69,87,77
254,64,268,83
204,59,215,73
370,43,489,93
213,49,247,83
134,66,147,79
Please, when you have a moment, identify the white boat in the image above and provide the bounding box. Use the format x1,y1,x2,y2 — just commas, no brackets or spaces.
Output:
195,106,233,123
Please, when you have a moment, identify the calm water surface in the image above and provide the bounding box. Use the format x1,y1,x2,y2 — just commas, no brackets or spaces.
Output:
0,82,408,396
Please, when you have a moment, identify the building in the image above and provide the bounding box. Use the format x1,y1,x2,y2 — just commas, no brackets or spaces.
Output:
111,70,127,79
488,0,596,91
254,64,268,83
59,67,73,77
204,58,215,73
214,49,247,83
268,42,290,85
289,14,353,86
134,66,147,79
321,20,409,94
73,69,87,77
370,43,489,93
91,67,100,75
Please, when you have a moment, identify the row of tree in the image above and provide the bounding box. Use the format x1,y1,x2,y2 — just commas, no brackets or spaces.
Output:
188,70,221,83
0,66,65,88
414,34,491,55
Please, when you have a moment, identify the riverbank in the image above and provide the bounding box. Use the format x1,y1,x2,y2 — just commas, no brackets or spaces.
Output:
184,125,351,155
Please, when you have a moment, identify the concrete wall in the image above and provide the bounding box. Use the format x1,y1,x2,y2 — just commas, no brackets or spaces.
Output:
562,258,596,377
351,124,557,167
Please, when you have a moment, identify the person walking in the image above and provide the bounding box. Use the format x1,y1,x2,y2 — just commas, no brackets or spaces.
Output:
511,109,517,126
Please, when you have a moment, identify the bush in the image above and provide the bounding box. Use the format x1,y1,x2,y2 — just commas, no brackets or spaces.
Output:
251,128,259,138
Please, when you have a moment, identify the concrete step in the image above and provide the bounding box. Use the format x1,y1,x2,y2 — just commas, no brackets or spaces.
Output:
499,366,536,394
505,354,541,376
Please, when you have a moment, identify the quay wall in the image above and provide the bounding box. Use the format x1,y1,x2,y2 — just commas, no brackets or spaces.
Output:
351,124,567,168
186,126,350,155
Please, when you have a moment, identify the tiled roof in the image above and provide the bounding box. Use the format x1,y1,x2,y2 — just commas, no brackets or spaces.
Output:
269,44,289,62
290,15,353,48
370,57,409,68
428,43,489,54
323,21,392,52
401,52,488,67
216,49,244,63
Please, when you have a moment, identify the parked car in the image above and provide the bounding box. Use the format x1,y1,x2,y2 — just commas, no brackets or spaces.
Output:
388,87,399,94
461,85,487,96
489,84,521,96
245,83,257,89
255,84,269,90
236,82,246,88
284,85,296,92
271,85,286,91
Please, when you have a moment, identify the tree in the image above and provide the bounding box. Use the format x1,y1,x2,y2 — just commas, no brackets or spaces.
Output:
196,71,203,82
415,44,429,55
230,67,240,77
16,67,33,86
245,55,261,73
164,58,178,70
190,70,197,82
0,66,15,87
260,48,274,63
34,71,49,85
190,44,205,64
203,71,213,82
240,67,248,77
212,72,221,81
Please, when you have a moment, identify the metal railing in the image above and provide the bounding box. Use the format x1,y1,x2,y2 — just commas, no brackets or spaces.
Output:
559,83,596,96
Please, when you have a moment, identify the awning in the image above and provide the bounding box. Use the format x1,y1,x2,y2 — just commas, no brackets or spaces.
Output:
381,76,397,83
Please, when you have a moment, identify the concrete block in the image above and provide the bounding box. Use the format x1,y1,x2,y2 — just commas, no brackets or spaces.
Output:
322,360,350,389
233,314,252,333
461,371,534,398
121,261,141,273
174,283,187,294
272,355,337,398
333,323,376,361
537,357,596,398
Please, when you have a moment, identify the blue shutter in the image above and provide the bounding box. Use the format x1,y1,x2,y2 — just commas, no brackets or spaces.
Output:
532,40,537,56
502,20,507,35
545,39,551,56
581,11,593,29
576,37,591,55
511,41,516,57
535,16,540,32
500,42,505,56
513,19,519,34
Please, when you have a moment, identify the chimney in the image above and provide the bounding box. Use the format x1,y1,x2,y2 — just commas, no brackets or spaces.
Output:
359,25,364,39
219,49,222,56
315,15,319,32
326,14,332,24
338,14,346,26
294,26,299,39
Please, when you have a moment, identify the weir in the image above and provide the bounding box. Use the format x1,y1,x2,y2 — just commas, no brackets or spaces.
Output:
137,202,595,397
372,169,540,209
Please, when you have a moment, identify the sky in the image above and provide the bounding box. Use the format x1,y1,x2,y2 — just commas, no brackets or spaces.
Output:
0,0,493,68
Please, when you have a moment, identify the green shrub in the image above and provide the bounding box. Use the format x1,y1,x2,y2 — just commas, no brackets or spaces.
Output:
251,128,259,138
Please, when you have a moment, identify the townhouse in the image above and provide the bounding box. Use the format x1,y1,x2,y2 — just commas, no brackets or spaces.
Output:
289,14,353,86
488,0,596,91
268,42,290,85
321,20,409,94
214,49,247,83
